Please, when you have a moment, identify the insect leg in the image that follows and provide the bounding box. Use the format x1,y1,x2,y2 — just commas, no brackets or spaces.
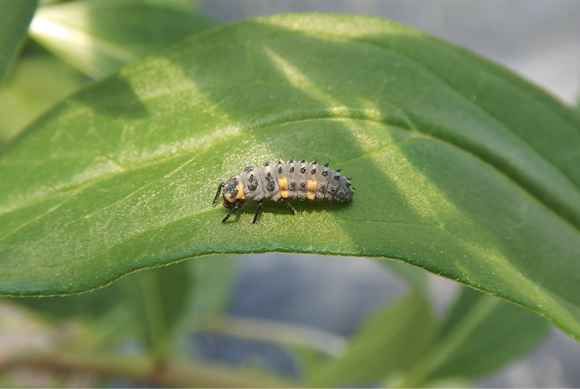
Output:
252,200,264,224
277,198,297,215
222,208,234,223
212,182,224,206
285,200,297,215
222,203,238,223
234,202,246,221
222,202,245,223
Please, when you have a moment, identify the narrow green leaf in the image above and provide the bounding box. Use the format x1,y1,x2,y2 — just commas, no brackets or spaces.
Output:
1,14,580,342
308,293,435,386
190,256,237,327
0,0,38,82
291,347,329,383
399,287,550,386
123,262,194,361
29,0,212,78
383,260,429,295
198,316,347,358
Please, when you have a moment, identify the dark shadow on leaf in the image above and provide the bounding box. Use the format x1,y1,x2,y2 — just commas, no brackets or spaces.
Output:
74,75,148,119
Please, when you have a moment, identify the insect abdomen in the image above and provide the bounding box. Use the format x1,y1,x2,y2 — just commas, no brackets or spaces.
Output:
238,160,352,203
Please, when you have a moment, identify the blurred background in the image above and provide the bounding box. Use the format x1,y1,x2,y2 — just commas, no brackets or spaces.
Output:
1,0,579,387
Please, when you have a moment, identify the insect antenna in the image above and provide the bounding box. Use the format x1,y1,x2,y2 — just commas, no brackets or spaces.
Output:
212,182,224,206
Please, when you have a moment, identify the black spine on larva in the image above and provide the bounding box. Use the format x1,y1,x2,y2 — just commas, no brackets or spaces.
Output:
234,160,353,203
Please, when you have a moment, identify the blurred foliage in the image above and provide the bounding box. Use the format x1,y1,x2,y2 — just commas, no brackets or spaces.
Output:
29,0,212,78
308,292,436,386
189,256,237,328
428,287,550,380
398,287,550,386
382,260,429,294
1,0,212,144
122,262,194,361
0,1,573,386
0,0,38,82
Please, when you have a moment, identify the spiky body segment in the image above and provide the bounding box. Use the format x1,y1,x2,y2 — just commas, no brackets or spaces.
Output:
239,160,352,202
215,160,353,223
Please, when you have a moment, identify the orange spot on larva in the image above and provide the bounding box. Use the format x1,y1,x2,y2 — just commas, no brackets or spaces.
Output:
278,176,288,191
236,183,245,200
306,180,318,193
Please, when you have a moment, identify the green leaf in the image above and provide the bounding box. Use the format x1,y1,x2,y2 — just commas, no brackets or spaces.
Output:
29,0,213,78
0,0,38,82
0,49,85,144
123,262,194,361
308,292,436,386
1,14,580,341
399,287,550,386
290,347,329,383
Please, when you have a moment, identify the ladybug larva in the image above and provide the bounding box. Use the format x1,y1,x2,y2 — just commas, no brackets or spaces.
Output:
212,160,354,223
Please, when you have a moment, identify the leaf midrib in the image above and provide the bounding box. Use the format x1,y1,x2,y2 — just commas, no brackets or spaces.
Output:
1,109,580,240
5,21,580,231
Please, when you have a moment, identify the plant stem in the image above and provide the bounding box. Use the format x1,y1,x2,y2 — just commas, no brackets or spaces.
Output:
137,270,169,363
0,351,289,387
198,316,347,357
